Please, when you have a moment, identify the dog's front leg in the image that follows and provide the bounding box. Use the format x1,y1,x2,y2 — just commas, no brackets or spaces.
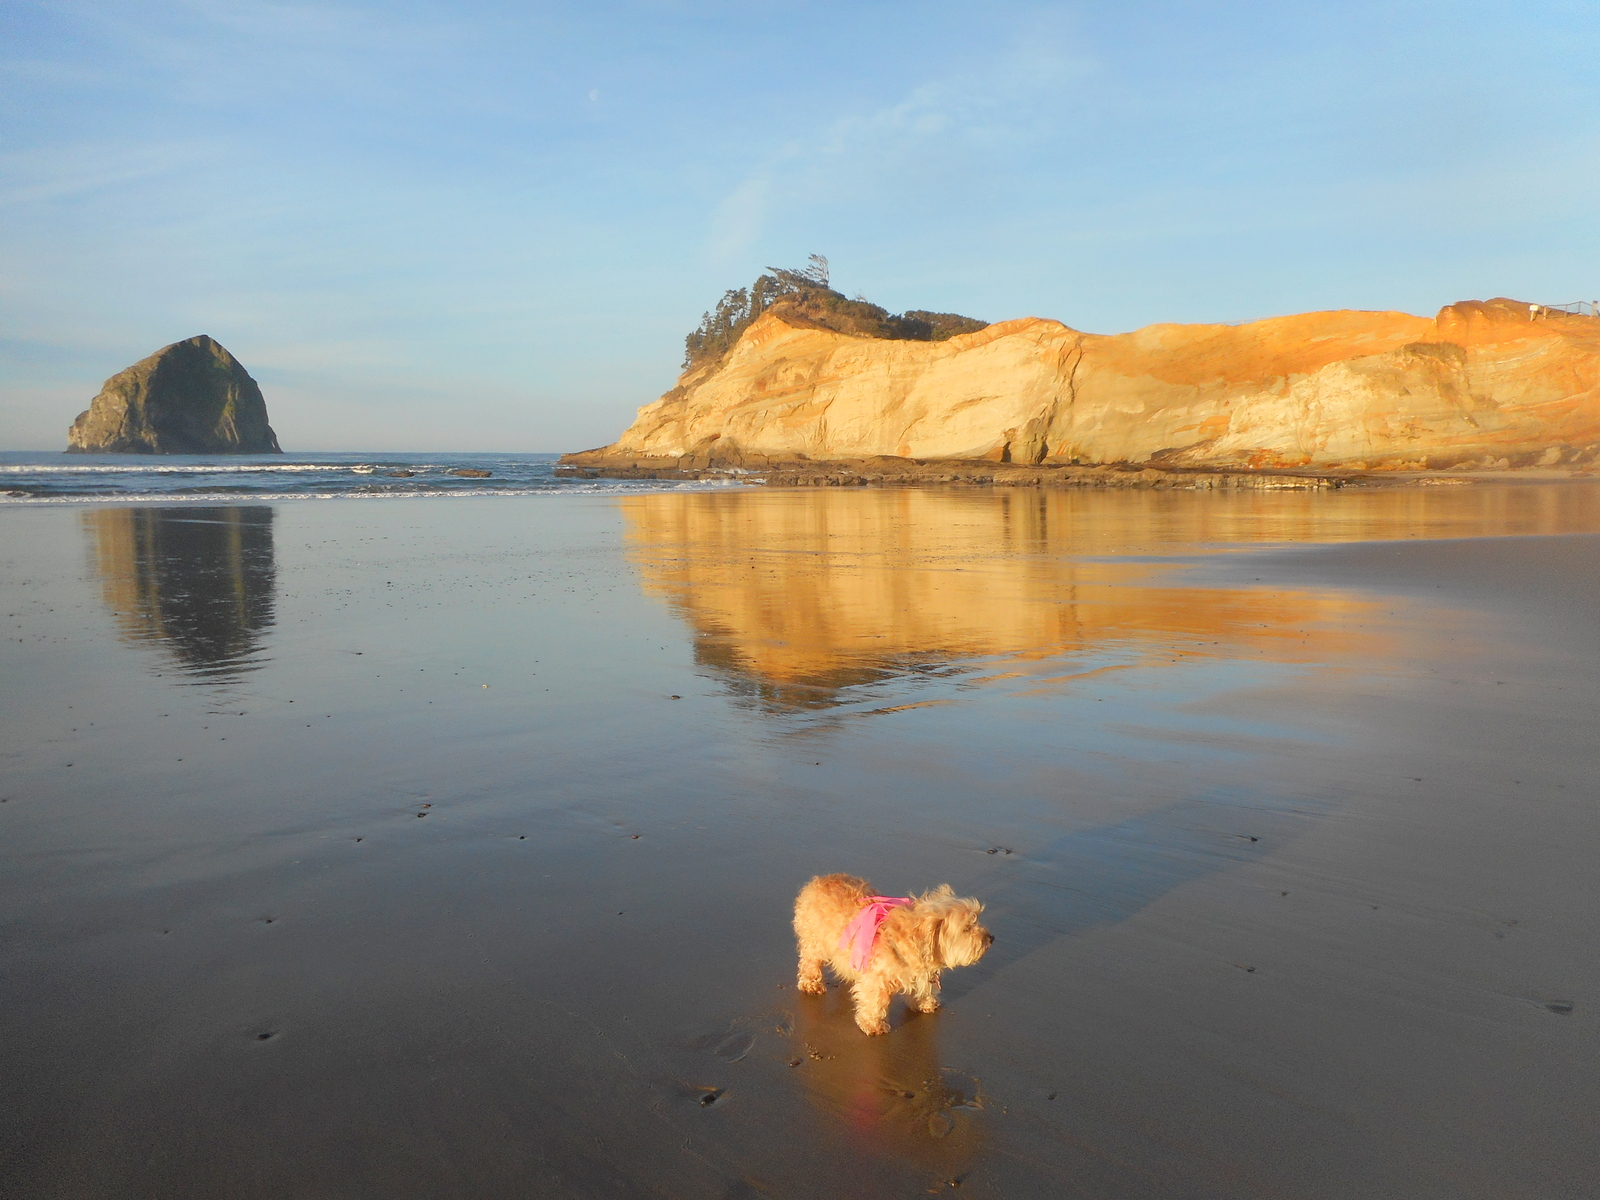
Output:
796,946,826,994
851,976,893,1035
908,971,942,1014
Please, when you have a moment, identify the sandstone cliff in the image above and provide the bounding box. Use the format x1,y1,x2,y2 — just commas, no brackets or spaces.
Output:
565,298,1600,474
67,335,282,455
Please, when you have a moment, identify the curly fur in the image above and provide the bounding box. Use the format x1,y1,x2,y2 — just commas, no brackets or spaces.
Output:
793,873,993,1035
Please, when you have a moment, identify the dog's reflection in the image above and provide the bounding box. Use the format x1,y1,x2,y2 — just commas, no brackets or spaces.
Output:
790,984,983,1177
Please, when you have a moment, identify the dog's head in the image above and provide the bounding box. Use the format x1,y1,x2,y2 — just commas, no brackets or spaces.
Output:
919,884,994,968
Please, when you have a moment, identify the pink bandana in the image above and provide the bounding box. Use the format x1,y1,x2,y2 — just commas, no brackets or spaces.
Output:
840,895,913,970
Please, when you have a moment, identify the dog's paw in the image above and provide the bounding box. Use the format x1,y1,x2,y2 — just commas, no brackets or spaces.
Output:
797,977,826,994
913,998,942,1014
857,1018,891,1036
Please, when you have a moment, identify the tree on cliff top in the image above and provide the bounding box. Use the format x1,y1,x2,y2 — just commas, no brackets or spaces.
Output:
682,258,986,368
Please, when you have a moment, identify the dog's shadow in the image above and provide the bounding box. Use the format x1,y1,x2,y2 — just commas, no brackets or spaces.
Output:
942,784,1339,1001
788,985,983,1175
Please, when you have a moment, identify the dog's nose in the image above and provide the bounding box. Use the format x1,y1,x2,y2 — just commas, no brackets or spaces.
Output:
984,932,995,946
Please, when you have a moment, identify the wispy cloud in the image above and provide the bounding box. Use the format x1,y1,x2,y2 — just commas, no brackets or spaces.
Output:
703,18,1094,258
39,0,469,108
706,175,771,261
173,0,385,40
0,140,214,207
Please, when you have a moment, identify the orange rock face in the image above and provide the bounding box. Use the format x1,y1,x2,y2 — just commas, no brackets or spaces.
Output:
570,299,1600,471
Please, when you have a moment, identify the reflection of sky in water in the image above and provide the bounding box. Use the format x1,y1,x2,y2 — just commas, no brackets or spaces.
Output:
81,506,276,683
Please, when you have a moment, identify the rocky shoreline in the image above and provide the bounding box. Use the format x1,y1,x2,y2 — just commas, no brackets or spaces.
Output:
554,454,1518,491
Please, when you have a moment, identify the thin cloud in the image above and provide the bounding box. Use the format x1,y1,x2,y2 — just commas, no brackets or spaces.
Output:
704,24,1094,254
0,141,214,207
706,174,772,261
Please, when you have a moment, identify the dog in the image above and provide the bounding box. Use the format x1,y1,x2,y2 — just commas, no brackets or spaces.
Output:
793,873,993,1035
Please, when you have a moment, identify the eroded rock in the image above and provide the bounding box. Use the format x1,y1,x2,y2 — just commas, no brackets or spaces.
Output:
67,336,281,455
563,298,1600,474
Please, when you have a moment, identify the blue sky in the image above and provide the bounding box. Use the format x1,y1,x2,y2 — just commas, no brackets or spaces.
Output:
3,1,1597,451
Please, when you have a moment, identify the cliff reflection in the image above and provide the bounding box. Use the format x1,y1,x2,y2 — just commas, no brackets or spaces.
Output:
83,506,276,682
618,489,1433,713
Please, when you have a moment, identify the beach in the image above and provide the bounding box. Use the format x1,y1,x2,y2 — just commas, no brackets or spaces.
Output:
3,483,1597,1198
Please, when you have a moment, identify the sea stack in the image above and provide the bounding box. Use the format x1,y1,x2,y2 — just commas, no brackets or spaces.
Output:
67,335,282,455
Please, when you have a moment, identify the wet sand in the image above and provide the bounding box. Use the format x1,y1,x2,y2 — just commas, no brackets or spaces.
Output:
2,485,1597,1198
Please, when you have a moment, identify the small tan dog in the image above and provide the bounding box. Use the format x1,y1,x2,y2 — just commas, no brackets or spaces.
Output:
793,873,993,1035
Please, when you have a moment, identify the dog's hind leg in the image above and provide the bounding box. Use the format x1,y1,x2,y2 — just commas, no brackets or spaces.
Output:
851,977,893,1035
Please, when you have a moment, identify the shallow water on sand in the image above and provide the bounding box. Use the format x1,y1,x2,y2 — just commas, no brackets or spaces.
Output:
3,485,1598,1198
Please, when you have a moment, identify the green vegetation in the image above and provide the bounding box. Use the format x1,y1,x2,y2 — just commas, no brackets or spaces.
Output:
683,255,988,368
899,310,992,341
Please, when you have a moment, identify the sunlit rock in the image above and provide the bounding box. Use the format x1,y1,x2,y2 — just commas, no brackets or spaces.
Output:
565,298,1600,473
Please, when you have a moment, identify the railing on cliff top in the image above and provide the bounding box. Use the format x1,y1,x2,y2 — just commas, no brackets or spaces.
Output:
1543,300,1600,316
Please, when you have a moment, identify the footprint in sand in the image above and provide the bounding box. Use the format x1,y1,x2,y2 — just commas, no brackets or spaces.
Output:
689,1022,759,1063
714,1032,755,1062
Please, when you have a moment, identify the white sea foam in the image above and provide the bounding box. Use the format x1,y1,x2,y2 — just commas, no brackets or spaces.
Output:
0,479,751,504
0,462,366,474
0,451,755,503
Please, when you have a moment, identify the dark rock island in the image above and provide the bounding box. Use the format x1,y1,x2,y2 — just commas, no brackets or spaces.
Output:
67,335,282,455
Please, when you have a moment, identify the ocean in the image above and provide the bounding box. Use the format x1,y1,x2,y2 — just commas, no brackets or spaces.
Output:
0,450,740,503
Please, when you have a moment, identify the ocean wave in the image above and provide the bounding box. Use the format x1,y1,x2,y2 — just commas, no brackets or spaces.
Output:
0,451,757,503
0,479,753,504
0,462,368,474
